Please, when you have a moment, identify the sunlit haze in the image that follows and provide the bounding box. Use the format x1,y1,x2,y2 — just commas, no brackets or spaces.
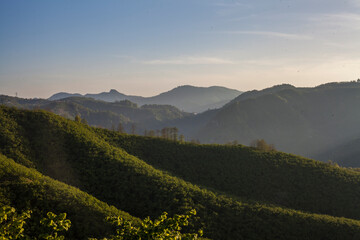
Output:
1,0,360,98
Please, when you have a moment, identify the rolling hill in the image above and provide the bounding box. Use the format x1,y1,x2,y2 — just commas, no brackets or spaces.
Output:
0,154,137,239
2,106,360,239
191,81,360,161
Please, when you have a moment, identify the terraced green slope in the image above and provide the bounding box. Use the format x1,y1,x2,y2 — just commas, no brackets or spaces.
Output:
2,106,360,239
0,154,137,239
95,132,360,221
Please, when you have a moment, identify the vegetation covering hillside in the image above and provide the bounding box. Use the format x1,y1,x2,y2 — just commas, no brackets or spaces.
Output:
2,106,360,239
0,154,137,239
95,131,360,220
195,81,360,161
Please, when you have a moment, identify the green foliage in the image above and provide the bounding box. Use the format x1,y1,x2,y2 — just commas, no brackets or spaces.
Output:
39,212,71,240
0,206,31,240
74,115,81,123
0,206,71,240
0,205,201,240
95,209,202,240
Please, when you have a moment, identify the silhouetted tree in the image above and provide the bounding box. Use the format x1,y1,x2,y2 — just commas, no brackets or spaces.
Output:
74,114,81,123
171,127,178,141
161,128,169,139
250,139,276,151
131,123,136,135
117,123,124,133
148,130,155,137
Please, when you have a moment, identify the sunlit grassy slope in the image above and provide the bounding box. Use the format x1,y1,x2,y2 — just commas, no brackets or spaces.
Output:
2,105,360,239
0,154,137,239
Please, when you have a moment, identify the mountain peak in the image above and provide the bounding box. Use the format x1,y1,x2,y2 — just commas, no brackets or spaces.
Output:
109,89,119,94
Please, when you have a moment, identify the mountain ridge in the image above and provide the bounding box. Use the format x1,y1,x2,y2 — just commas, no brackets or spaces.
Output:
48,85,242,113
189,81,360,161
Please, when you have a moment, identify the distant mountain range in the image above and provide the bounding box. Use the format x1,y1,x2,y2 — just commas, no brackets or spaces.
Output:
49,85,242,113
4,81,360,167
185,81,360,161
0,95,192,133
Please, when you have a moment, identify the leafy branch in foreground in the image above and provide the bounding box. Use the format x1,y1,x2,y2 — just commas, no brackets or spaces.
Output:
92,209,202,240
39,212,71,240
1,205,201,240
0,206,31,240
0,206,71,240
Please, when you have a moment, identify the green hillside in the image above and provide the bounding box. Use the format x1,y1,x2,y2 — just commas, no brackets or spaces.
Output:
95,131,360,220
0,154,137,239
2,106,360,239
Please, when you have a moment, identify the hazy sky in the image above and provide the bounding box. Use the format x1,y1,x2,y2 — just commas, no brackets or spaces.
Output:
1,0,360,98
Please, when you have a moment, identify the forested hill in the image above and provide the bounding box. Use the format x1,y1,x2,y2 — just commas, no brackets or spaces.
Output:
48,85,242,113
194,81,360,160
2,106,360,239
0,95,192,133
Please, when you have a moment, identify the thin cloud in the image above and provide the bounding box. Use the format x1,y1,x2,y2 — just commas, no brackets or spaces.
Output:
309,13,360,30
324,13,360,22
212,2,250,8
139,56,235,65
217,31,313,40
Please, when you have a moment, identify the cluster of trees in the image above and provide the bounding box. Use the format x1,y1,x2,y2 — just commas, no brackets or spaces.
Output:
0,206,201,240
74,114,88,125
143,127,184,142
114,124,189,143
143,127,201,144
250,139,276,151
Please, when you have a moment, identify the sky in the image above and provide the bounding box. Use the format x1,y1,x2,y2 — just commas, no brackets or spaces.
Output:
1,0,360,98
